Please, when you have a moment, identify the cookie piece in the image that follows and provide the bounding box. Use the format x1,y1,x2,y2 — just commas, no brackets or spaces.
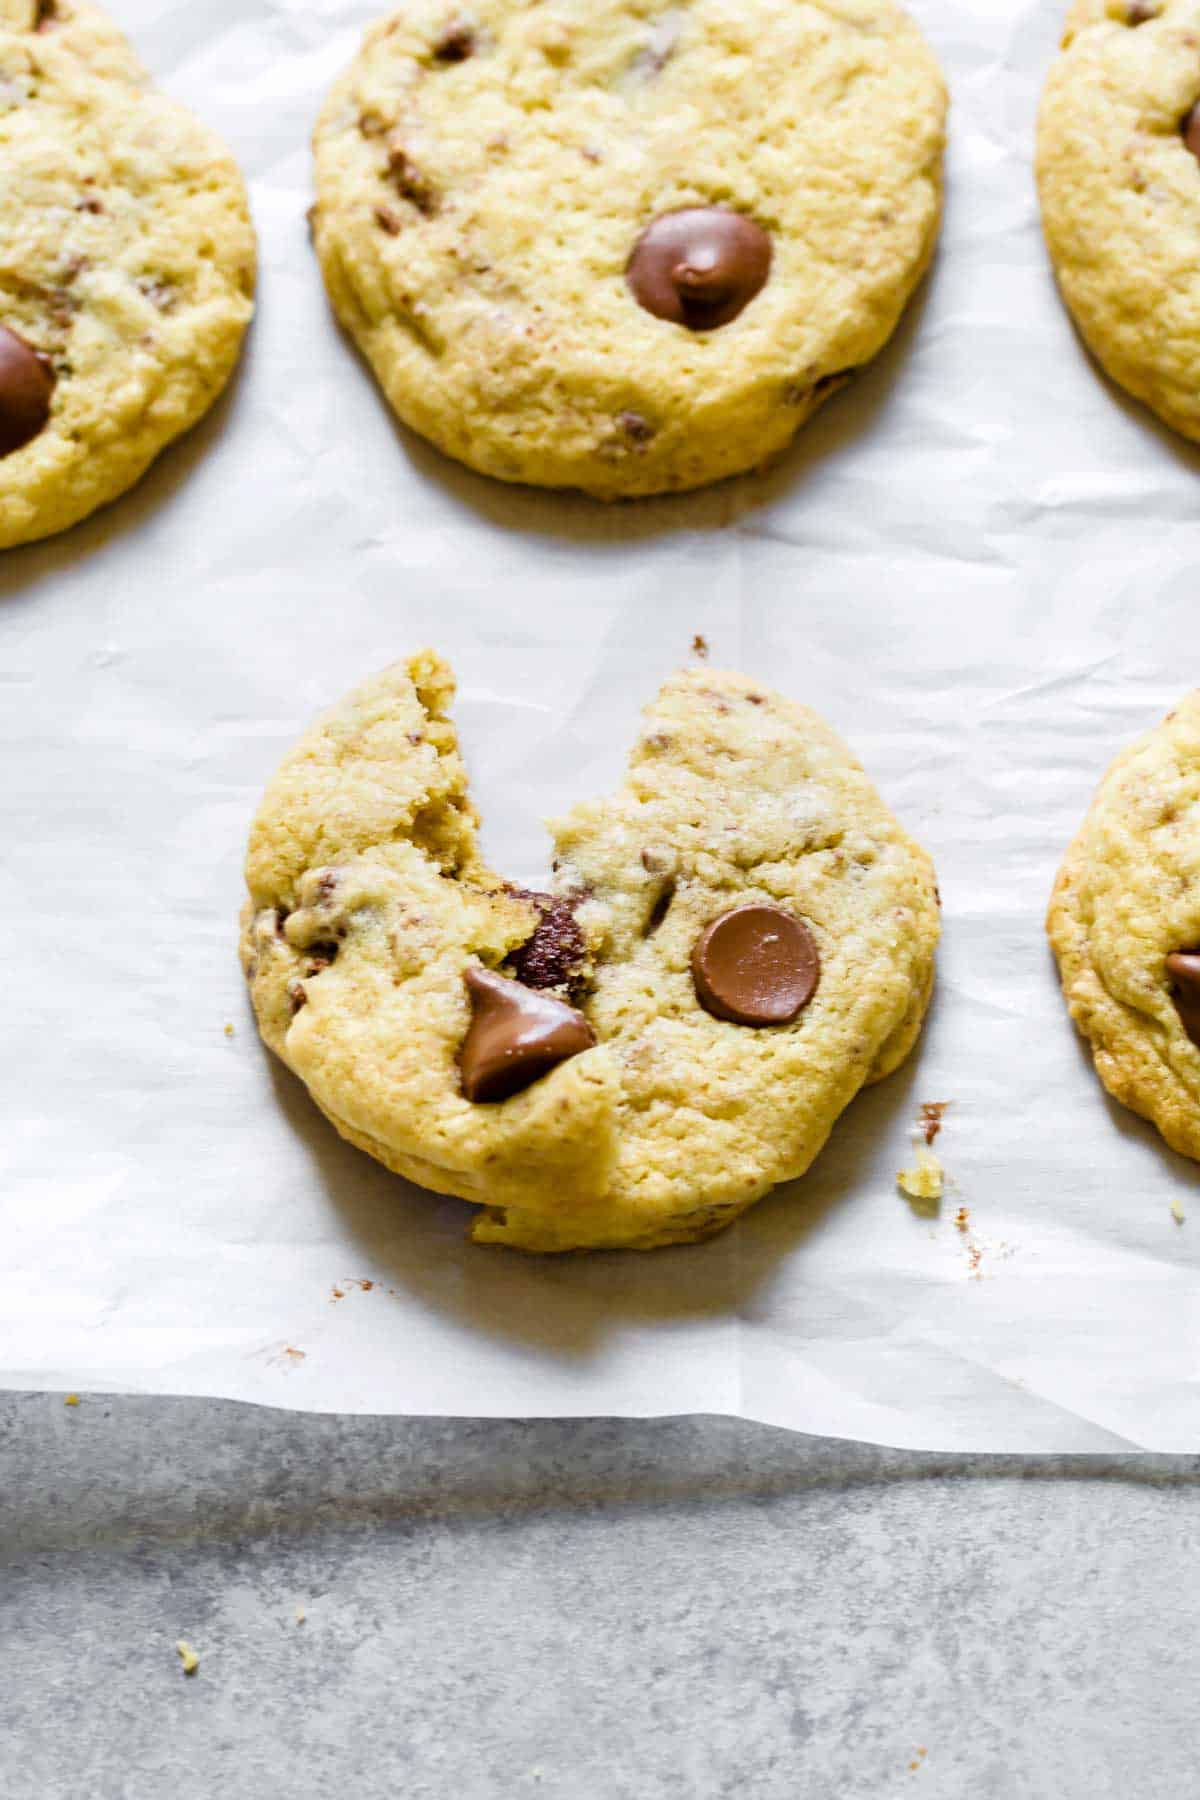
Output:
0,29,255,549
0,0,145,83
241,654,940,1252
1049,692,1200,1160
1037,0,1200,441
311,0,947,498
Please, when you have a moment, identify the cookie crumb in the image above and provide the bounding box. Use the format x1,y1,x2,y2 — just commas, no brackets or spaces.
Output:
284,1346,305,1364
64,1393,80,1407
898,1150,943,1205
1171,1198,1186,1225
954,1205,970,1232
176,1641,200,1677
295,1604,307,1626
223,1022,235,1038
920,1100,948,1145
691,633,709,660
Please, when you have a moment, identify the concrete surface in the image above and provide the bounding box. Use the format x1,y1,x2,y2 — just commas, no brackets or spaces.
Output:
2,1396,1197,1799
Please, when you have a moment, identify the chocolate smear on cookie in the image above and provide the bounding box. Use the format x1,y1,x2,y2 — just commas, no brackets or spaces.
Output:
507,888,587,995
627,208,772,330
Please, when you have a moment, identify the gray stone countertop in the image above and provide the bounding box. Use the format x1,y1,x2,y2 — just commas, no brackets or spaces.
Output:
3,1395,1197,1799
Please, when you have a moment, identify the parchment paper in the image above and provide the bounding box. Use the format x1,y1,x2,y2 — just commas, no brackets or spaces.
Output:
3,0,1198,1451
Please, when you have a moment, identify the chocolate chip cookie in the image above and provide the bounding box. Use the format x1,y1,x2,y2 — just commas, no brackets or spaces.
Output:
1049,691,1200,1160
241,654,941,1252
1037,1,1200,441
0,13,255,549
311,1,947,498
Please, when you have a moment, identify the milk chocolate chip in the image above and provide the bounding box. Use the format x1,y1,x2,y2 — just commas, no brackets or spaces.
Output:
459,965,595,1102
0,325,55,457
626,209,772,331
1166,950,1200,1046
1183,102,1200,162
692,905,819,1027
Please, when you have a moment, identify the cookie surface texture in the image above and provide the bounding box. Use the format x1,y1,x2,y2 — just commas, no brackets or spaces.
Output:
1049,691,1200,1160
311,0,947,497
0,0,145,83
0,18,255,549
1037,0,1200,441
241,654,941,1252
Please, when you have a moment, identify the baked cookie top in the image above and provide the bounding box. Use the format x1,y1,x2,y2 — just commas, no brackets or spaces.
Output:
1048,691,1200,1161
1037,0,1200,441
0,26,255,549
0,0,145,82
241,653,940,1252
312,0,947,497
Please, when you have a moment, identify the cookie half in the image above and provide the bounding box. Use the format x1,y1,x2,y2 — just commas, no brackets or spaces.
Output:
312,0,947,498
1048,691,1200,1159
1037,0,1200,441
241,654,941,1252
0,23,255,549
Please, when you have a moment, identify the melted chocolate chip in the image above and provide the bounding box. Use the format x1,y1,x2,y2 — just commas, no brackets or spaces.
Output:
617,409,655,445
458,966,595,1103
433,19,475,61
1167,950,1200,1045
692,905,820,1027
0,325,55,458
387,141,438,215
507,889,586,994
1183,101,1200,162
627,209,772,331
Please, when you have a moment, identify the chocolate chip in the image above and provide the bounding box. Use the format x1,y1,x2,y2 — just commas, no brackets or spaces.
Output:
458,966,595,1103
617,409,655,445
643,882,675,937
1182,102,1200,162
1127,0,1158,21
1167,951,1200,1045
387,141,438,216
627,209,772,331
691,905,820,1027
433,19,475,61
34,1,59,31
305,941,339,975
76,194,103,215
0,325,55,458
287,980,307,1014
784,367,855,407
691,634,709,659
507,889,586,995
